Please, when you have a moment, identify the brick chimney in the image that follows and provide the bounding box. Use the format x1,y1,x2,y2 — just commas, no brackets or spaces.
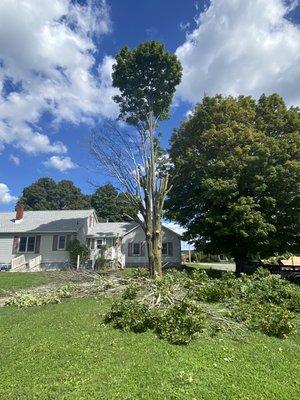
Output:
15,201,24,221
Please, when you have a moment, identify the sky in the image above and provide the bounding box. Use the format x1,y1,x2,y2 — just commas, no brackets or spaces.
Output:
0,0,300,227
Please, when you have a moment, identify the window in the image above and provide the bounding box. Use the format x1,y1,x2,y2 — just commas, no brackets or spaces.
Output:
18,236,36,253
133,242,140,255
162,242,173,256
19,237,27,252
162,242,168,255
97,238,106,249
58,235,66,250
27,237,35,252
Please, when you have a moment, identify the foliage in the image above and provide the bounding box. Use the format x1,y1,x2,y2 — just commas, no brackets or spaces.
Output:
93,244,109,271
155,300,205,344
20,178,91,210
5,284,76,308
167,94,300,273
5,291,61,308
103,268,299,342
90,184,138,222
67,240,90,267
103,299,150,333
122,284,140,300
230,301,295,339
112,40,182,125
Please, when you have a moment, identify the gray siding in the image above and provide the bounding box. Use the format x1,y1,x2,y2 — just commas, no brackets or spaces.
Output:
122,226,181,266
0,235,14,263
1,233,72,265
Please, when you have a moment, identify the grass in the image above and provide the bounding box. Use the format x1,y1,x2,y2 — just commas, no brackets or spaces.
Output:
0,271,92,296
1,293,300,400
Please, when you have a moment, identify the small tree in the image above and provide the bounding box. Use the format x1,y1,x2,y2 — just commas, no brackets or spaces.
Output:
67,240,90,267
91,41,182,277
167,94,300,275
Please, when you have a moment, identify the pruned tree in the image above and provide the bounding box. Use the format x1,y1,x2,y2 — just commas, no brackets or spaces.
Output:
91,41,182,277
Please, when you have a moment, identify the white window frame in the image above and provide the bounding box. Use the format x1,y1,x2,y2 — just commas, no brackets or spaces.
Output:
18,236,36,253
58,235,66,250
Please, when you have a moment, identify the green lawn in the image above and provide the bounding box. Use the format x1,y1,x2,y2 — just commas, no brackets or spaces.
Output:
1,296,299,400
0,271,92,295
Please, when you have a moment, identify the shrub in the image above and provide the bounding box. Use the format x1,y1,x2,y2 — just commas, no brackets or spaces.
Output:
67,239,90,267
155,300,205,345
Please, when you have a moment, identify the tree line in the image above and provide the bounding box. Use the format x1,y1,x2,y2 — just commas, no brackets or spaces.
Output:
20,178,138,222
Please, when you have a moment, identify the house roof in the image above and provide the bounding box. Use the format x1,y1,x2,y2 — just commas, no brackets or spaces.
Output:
88,222,139,237
88,221,182,238
0,210,94,233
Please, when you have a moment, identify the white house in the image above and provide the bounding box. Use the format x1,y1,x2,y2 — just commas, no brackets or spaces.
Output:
0,203,181,270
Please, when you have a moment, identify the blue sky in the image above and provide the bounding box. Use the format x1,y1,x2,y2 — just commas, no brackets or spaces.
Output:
0,0,300,216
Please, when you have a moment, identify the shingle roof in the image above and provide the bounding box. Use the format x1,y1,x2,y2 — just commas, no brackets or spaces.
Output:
88,222,139,237
0,210,93,233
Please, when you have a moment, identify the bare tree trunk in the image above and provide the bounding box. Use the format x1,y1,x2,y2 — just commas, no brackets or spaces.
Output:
234,254,246,277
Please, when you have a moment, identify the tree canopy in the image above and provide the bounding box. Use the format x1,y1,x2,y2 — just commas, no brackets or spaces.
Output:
167,94,300,274
20,178,91,211
20,179,137,223
112,40,182,125
90,184,138,222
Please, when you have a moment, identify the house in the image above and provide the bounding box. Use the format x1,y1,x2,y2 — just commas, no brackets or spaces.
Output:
0,203,181,271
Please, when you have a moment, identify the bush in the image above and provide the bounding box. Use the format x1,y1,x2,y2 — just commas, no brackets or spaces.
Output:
155,300,205,344
67,239,89,267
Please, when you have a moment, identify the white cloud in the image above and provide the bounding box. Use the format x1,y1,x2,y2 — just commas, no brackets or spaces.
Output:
0,0,118,155
176,0,300,106
44,155,78,171
0,183,17,204
9,154,20,166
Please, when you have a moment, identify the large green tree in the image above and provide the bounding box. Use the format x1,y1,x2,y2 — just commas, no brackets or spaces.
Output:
20,178,91,210
167,94,300,275
91,184,138,222
91,41,182,277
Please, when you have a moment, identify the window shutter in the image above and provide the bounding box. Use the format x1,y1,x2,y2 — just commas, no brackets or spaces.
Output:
90,239,95,250
66,235,72,249
168,242,173,256
52,235,58,251
35,236,41,254
128,242,133,257
141,242,145,256
12,236,19,254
